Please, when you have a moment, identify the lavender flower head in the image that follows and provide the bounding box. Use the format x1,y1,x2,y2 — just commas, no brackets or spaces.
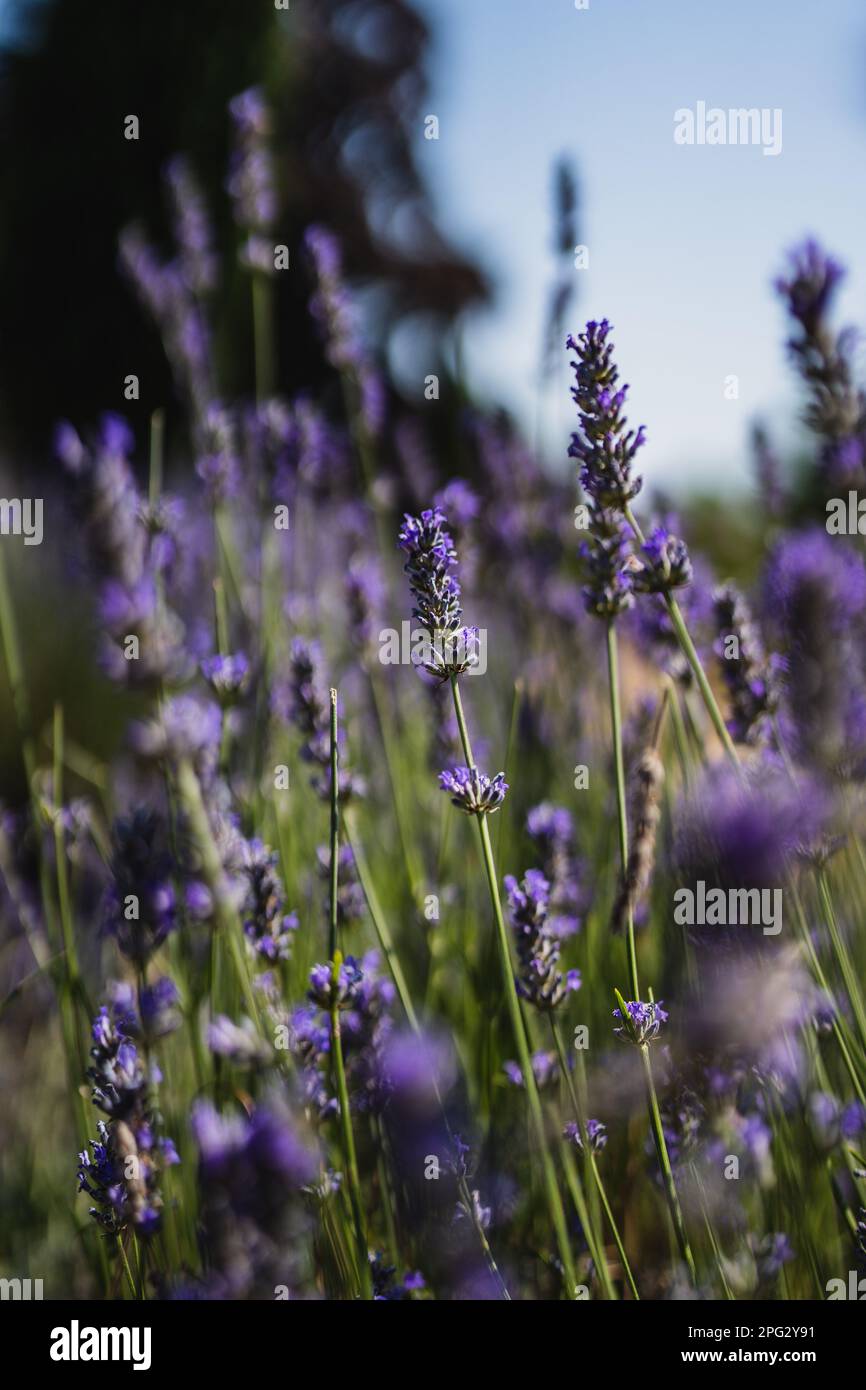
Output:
563,1118,608,1154
775,239,845,338
439,765,508,816
633,525,692,595
307,955,364,1011
201,651,250,705
227,87,277,274
713,583,781,746
241,838,298,962
568,320,645,509
79,1001,178,1234
278,638,363,800
613,998,669,1044
505,869,581,1010
398,507,462,633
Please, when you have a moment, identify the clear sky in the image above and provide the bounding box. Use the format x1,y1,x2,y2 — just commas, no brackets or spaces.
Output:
412,0,866,493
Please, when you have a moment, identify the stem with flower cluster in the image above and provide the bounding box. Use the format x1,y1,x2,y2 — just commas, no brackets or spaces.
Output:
623,504,739,770
449,675,579,1295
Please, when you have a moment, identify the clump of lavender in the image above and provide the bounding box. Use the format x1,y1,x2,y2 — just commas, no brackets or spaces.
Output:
629,547,715,687
504,870,581,1011
674,762,825,904
713,583,781,747
207,1015,272,1068
227,88,277,275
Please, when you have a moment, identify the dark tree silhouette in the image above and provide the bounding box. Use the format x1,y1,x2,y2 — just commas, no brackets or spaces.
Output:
0,0,488,470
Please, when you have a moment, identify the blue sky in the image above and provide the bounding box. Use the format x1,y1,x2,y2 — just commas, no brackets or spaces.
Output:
412,0,866,493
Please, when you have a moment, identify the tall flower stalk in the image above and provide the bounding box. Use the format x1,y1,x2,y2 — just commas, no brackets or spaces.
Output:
569,322,698,1283
398,508,578,1295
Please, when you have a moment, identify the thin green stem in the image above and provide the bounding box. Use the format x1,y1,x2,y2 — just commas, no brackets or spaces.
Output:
817,868,866,1061
639,1040,696,1284
0,546,35,785
328,689,340,960
116,1233,139,1300
175,759,262,1033
606,622,639,1000
330,954,372,1299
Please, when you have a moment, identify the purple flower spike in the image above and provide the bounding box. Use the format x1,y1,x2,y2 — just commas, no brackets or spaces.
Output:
505,870,580,1010
568,320,645,510
398,507,464,638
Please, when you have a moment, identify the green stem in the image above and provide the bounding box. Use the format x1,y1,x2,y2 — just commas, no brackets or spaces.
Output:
52,705,88,1072
0,543,36,786
116,1233,139,1300
450,675,578,1295
328,689,340,961
330,955,372,1299
639,1040,696,1283
175,759,261,1033
606,622,639,1000
817,868,866,1062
